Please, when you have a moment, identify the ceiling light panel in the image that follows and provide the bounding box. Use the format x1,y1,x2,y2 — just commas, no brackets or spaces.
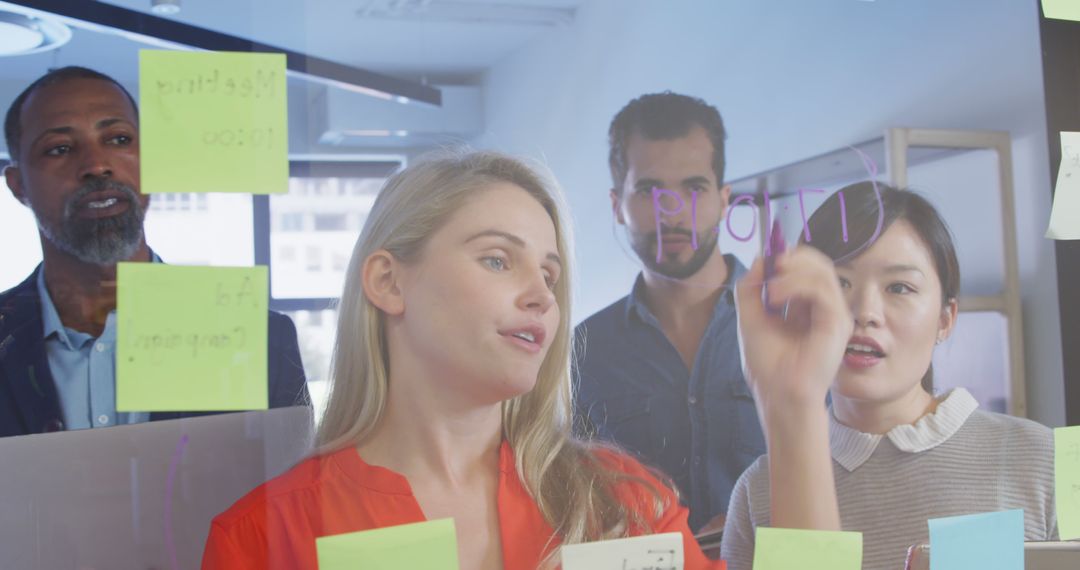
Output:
0,9,71,56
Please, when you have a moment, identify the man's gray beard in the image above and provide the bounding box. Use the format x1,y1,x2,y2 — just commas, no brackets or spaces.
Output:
38,179,147,266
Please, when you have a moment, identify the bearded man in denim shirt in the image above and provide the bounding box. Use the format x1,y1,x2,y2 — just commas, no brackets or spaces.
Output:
575,92,766,533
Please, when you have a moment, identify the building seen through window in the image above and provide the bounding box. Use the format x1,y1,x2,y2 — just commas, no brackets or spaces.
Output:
270,173,390,419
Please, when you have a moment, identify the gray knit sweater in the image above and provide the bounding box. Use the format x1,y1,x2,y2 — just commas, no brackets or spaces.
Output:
720,388,1057,570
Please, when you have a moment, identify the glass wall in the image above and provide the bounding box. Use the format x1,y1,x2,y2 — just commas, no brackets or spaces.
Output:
0,0,1066,567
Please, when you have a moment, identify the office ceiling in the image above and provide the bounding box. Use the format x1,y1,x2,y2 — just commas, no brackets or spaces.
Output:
0,0,584,82
0,0,1044,158
99,0,584,77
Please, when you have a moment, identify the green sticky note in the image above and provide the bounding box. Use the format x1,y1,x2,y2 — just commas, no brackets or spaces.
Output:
139,50,288,194
1055,425,1080,539
1047,132,1080,239
1043,0,1080,22
116,263,268,411
753,527,862,570
316,519,459,570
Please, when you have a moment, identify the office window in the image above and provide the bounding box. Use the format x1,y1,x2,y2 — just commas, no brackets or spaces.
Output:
144,194,254,266
313,213,347,231
0,163,42,291
305,245,322,272
332,252,348,272
268,163,393,300
263,162,400,411
280,212,305,232
148,192,208,213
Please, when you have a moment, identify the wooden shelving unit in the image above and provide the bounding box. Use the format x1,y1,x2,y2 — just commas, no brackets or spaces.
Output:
728,128,1027,417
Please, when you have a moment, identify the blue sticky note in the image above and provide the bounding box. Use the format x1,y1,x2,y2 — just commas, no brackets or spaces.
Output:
928,509,1024,570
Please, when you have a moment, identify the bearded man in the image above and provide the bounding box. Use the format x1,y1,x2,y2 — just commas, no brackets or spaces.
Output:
574,92,766,533
0,67,308,437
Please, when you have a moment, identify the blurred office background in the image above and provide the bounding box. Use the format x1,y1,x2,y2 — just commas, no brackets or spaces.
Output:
0,0,1062,426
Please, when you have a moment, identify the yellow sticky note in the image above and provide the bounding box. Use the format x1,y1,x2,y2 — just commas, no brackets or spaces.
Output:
1047,132,1080,240
316,519,459,570
1055,426,1080,540
1043,0,1080,22
116,263,269,411
753,527,862,570
139,50,288,195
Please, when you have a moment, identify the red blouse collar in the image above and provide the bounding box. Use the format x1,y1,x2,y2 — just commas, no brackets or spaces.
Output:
330,439,516,495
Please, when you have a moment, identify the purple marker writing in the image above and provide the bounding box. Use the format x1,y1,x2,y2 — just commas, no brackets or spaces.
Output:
165,433,190,570
651,187,684,263
763,219,786,316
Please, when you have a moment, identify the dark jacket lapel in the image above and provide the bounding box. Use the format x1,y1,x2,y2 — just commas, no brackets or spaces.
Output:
0,266,63,436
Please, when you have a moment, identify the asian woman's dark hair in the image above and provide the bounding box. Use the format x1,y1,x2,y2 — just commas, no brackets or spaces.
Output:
800,181,960,392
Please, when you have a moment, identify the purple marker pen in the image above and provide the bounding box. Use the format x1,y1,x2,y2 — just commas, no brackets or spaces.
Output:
763,219,786,315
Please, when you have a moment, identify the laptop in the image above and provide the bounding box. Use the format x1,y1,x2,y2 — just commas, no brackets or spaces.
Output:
0,407,313,570
905,541,1080,570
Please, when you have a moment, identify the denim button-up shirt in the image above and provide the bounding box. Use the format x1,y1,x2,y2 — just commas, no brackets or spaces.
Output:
574,254,766,531
37,257,157,430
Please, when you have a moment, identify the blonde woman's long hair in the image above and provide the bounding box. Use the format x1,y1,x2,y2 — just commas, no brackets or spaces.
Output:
316,150,664,555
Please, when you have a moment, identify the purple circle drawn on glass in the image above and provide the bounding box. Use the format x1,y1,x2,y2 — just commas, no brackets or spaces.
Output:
726,194,758,242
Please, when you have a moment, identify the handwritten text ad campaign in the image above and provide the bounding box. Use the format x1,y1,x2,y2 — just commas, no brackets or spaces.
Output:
650,149,885,262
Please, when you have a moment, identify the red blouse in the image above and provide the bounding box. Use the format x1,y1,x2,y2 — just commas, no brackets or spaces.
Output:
202,440,724,569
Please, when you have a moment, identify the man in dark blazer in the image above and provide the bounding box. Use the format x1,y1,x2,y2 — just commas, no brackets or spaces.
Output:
0,66,308,438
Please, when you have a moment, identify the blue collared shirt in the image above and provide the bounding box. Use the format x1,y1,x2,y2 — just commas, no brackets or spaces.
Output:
574,254,766,531
37,259,156,430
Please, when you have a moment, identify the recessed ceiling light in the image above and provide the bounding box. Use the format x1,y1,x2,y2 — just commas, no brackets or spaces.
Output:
151,0,182,15
0,11,72,57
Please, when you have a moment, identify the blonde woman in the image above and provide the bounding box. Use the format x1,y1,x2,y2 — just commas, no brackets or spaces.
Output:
201,151,721,570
